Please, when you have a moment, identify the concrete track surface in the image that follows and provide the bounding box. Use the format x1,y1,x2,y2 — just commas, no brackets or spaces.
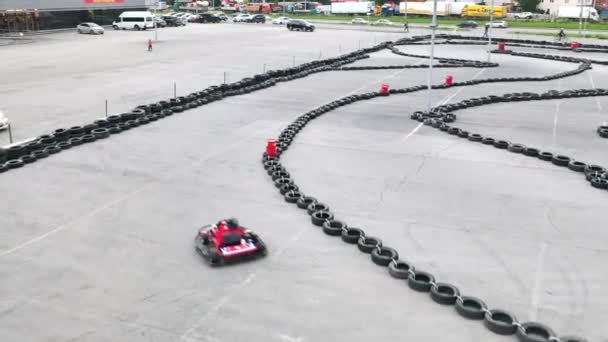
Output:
1,23,607,342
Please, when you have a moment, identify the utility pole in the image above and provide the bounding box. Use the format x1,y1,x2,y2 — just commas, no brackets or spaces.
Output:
426,0,438,113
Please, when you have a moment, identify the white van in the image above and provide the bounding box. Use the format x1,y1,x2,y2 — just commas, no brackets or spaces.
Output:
112,11,155,30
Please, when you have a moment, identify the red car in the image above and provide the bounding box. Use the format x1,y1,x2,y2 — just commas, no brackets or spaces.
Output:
194,218,267,266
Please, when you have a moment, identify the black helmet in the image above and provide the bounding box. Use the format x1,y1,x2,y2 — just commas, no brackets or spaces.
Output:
226,217,239,228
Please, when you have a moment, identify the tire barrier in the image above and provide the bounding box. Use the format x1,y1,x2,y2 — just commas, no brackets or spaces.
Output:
414,88,608,192
0,43,391,175
261,35,597,342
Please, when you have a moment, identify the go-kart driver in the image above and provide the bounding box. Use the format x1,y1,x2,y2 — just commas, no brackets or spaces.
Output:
201,218,247,244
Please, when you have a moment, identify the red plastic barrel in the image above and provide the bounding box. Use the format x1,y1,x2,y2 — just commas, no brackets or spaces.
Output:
266,139,277,157
380,83,389,93
445,75,453,86
498,42,506,51
571,41,580,49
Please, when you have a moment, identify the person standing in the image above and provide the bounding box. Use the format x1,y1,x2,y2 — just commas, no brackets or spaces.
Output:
147,38,153,52
403,21,409,33
483,24,489,39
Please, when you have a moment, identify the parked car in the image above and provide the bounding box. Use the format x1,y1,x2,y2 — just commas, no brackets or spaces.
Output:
188,14,201,22
215,13,228,21
245,14,266,23
273,16,290,25
113,11,155,30
513,12,534,19
371,19,393,26
486,20,508,28
351,18,369,25
199,13,221,23
0,110,8,131
457,20,478,28
233,14,252,22
154,17,167,28
162,15,183,26
76,22,105,34
286,19,315,32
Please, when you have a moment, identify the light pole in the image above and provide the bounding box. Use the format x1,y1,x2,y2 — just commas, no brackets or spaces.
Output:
487,0,494,62
154,1,158,41
579,0,584,35
426,0,438,113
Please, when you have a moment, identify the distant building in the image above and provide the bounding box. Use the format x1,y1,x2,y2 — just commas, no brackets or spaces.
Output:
0,0,157,31
538,0,592,15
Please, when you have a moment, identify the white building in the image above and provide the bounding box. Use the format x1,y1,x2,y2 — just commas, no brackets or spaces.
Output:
538,0,593,15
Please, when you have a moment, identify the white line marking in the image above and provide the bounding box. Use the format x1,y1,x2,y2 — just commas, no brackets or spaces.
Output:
0,187,146,258
435,68,487,107
529,242,547,321
402,123,424,142
588,73,602,112
179,226,309,341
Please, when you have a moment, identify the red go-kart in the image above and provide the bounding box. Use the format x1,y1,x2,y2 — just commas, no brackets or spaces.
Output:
194,218,267,266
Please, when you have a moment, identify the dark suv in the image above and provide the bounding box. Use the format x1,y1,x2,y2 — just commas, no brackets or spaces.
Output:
198,13,221,23
286,19,315,32
245,14,266,23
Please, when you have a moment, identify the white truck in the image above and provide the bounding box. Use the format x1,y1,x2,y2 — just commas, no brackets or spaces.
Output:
556,6,599,21
331,1,374,15
399,1,475,17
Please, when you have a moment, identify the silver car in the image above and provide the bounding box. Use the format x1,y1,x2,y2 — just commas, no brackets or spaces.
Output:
77,23,105,34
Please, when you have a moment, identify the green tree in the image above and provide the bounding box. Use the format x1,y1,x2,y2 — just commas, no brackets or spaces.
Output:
519,0,542,13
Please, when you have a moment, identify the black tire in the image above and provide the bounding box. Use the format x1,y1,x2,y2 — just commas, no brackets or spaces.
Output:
44,145,61,154
341,227,364,244
516,322,556,342
508,143,525,153
523,147,540,157
590,177,608,189
455,296,487,320
552,154,570,167
322,220,347,236
274,178,293,189
311,211,334,226
69,137,83,146
82,134,96,143
284,190,302,203
493,140,509,149
297,196,317,209
57,141,72,150
272,170,290,180
430,282,460,305
407,270,435,292
91,128,110,139
468,134,483,142
280,183,299,195
32,149,49,159
307,202,329,215
357,236,382,253
21,154,37,164
5,159,24,169
484,309,518,335
568,160,586,172
370,246,398,266
538,151,553,161
388,260,414,279
481,137,495,145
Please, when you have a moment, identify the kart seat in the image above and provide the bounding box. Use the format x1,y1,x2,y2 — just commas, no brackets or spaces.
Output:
222,231,242,246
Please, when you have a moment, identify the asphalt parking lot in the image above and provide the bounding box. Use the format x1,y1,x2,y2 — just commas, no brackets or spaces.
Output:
1,23,607,342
